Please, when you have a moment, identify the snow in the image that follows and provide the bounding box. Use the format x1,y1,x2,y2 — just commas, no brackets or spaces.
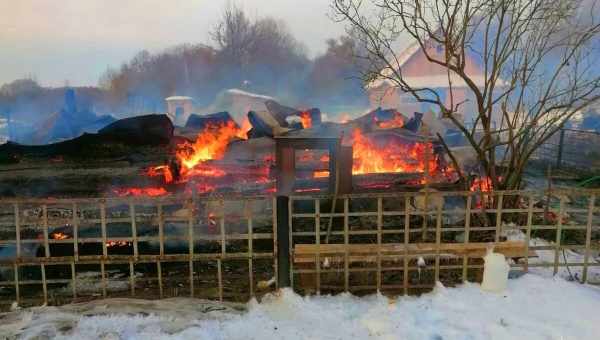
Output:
165,96,194,101
503,228,600,282
2,274,600,339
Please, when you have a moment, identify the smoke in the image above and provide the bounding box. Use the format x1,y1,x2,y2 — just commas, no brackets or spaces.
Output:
0,5,371,145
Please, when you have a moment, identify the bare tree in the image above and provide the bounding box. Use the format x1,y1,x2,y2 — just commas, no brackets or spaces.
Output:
333,0,600,190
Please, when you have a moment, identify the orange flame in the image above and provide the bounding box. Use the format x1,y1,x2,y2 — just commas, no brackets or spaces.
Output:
300,111,312,129
470,177,494,192
52,232,69,240
147,165,174,184
376,112,405,129
177,121,242,170
236,117,252,140
350,129,439,175
313,170,330,178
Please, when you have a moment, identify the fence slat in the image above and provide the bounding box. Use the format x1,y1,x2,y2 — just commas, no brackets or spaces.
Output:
434,200,442,282
71,261,76,299
72,203,79,261
525,194,534,272
403,196,410,295
462,195,472,282
43,205,49,258
582,195,596,283
376,197,382,292
14,264,19,304
129,202,138,258
188,199,195,297
495,193,504,243
315,199,320,295
343,198,349,292
14,204,20,258
247,200,254,298
217,259,223,302
554,198,565,275
158,204,164,257
100,202,107,258
41,263,47,305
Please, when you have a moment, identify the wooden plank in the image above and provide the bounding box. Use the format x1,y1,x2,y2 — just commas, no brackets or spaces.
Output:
294,241,533,263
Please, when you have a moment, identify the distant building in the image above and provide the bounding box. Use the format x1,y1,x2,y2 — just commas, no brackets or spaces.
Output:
165,96,195,126
367,40,489,127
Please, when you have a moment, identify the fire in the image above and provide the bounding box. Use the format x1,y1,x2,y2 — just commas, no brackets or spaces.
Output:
52,232,69,240
237,117,252,139
350,129,439,175
376,112,405,129
177,121,242,170
469,176,500,208
313,170,329,178
186,165,226,177
114,187,168,197
106,240,130,247
147,165,173,184
470,177,494,192
300,111,313,129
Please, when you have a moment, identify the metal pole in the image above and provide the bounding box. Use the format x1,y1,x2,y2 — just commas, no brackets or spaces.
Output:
276,196,291,288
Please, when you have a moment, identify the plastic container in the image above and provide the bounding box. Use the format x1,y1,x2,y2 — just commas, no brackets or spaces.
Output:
481,249,510,292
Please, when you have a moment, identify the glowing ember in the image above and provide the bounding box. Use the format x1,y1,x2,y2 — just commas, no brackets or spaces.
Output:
147,165,174,184
350,129,440,175
470,177,494,192
193,183,217,194
376,112,405,129
300,111,313,129
470,176,498,208
313,170,330,178
114,187,168,197
106,240,130,247
52,232,69,240
186,165,226,178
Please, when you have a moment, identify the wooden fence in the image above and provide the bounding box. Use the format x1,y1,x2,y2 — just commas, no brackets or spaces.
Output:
287,189,600,295
1,189,599,309
0,196,276,308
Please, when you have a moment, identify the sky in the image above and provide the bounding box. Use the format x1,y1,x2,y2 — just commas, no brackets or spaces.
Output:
0,0,346,87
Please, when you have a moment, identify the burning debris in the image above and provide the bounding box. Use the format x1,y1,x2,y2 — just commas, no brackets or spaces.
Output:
0,92,459,198
113,100,458,197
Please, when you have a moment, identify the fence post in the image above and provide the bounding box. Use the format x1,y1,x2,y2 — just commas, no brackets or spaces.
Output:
276,196,291,288
556,129,565,169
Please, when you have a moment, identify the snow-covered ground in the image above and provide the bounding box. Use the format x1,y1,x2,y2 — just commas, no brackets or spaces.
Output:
1,273,599,340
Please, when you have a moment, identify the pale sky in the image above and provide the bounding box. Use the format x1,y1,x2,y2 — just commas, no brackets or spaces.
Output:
0,0,345,87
